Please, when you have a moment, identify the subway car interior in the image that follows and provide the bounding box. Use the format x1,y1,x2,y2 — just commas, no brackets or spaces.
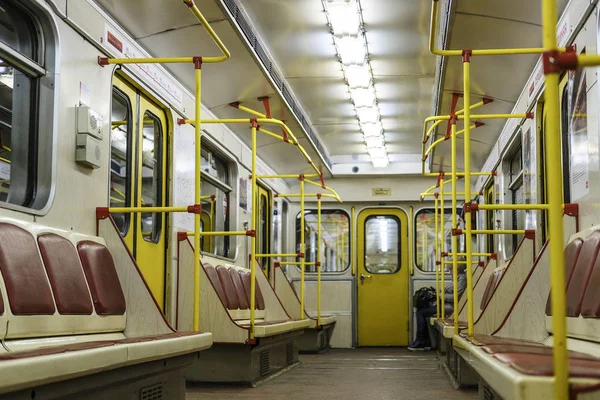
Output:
1,0,600,399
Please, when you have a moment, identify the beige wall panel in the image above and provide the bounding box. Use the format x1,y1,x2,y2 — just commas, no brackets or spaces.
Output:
474,238,534,334
495,244,550,342
458,259,496,322
99,219,173,337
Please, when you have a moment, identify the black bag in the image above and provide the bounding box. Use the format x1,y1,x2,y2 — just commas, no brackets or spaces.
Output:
413,286,436,309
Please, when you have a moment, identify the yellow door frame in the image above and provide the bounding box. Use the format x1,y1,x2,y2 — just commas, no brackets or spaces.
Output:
357,207,409,346
111,74,170,312
256,182,272,276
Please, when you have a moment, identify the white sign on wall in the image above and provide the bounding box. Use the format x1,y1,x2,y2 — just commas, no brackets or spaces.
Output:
103,24,184,109
567,66,589,201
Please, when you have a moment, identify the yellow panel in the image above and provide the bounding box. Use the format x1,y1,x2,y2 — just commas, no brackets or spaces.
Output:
136,95,168,311
357,208,409,346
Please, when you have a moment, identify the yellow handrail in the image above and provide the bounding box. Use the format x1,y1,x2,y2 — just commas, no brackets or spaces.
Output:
428,0,564,57
317,194,322,326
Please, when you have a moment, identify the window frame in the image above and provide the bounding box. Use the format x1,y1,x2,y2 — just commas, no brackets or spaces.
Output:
0,0,57,214
413,207,464,274
295,208,351,274
364,214,401,275
139,110,164,244
109,85,134,236
503,134,525,258
199,145,233,259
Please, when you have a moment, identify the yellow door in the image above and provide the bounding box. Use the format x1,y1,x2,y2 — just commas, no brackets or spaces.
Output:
357,208,409,346
110,75,169,311
256,183,272,276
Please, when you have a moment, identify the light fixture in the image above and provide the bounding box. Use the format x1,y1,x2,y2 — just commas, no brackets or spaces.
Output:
372,157,389,168
324,0,389,168
364,135,384,149
344,63,371,88
379,218,388,252
350,85,376,108
368,146,387,159
356,106,379,123
360,121,383,137
334,35,367,65
324,0,361,36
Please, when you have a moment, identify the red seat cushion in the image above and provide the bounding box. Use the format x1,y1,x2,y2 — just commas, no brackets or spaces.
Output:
493,353,600,378
229,269,249,310
443,318,467,328
565,232,600,317
0,223,55,315
216,266,239,310
77,241,126,315
205,264,229,308
482,344,597,360
546,237,585,315
241,271,265,310
38,234,93,315
463,334,545,347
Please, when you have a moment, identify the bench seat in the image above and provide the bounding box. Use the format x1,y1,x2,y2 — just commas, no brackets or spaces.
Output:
450,228,600,398
204,264,309,338
0,217,214,398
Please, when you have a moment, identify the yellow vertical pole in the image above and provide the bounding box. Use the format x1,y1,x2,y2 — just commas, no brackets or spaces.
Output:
317,194,322,326
250,120,258,338
451,122,459,334
463,51,475,337
435,194,440,318
440,180,446,319
542,0,568,397
300,176,306,318
193,60,202,332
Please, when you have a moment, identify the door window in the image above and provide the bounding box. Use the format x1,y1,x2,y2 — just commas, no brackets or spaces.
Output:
110,87,132,234
364,215,400,274
140,111,163,243
296,209,350,273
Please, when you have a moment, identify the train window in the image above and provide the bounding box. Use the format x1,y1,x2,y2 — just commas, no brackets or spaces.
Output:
109,87,133,234
506,142,524,257
414,208,464,273
140,111,163,243
485,180,495,253
364,215,400,274
201,148,231,257
0,2,55,211
296,209,350,273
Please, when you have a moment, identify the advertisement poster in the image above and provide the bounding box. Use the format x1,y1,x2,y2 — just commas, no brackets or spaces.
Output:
523,127,537,229
567,64,589,201
239,178,248,211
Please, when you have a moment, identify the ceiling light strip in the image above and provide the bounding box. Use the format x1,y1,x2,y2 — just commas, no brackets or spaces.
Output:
324,0,388,168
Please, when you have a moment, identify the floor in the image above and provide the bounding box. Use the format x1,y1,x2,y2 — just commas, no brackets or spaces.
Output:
186,348,478,400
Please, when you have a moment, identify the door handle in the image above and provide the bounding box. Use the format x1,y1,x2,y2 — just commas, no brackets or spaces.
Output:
360,273,372,283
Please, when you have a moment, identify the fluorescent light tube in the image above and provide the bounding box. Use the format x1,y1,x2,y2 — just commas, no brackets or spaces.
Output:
360,121,383,137
365,135,384,149
368,146,387,159
356,106,379,123
344,63,371,88
380,218,388,251
350,85,376,108
325,0,361,36
372,157,389,168
335,35,367,65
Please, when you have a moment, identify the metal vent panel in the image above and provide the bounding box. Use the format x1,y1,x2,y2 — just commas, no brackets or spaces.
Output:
286,342,294,365
260,350,270,376
220,0,333,170
140,383,164,400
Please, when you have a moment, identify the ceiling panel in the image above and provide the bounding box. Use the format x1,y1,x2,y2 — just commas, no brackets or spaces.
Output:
95,0,225,39
456,0,569,26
